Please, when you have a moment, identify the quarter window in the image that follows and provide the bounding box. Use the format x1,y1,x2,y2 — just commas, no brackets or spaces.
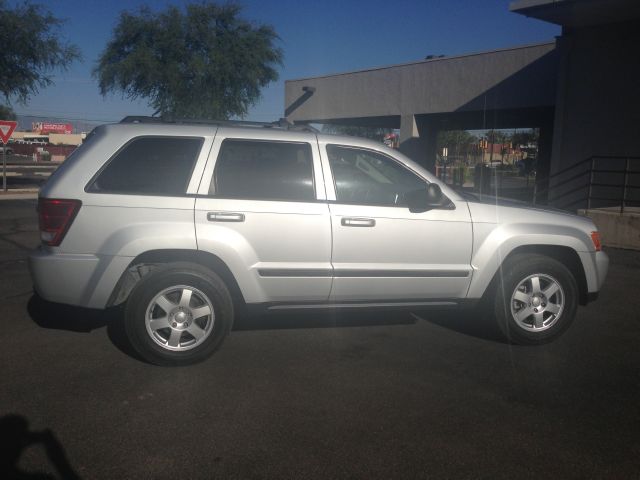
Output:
89,136,203,195
213,139,315,201
327,145,426,206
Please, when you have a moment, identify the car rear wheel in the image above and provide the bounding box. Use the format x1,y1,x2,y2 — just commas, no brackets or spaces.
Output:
124,262,233,366
494,254,578,345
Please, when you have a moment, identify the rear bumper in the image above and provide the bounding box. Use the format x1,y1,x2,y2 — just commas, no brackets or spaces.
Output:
29,247,130,309
29,248,99,306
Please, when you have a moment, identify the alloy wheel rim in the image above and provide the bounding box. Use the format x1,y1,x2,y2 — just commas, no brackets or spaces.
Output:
145,285,215,351
510,273,564,332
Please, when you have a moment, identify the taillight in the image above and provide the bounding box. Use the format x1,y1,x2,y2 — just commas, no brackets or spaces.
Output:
38,198,81,246
590,231,602,252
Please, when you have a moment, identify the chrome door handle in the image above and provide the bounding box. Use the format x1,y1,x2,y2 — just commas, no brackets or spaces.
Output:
341,217,376,227
207,212,245,222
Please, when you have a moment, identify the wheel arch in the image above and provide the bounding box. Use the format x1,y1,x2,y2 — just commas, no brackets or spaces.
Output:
107,249,246,310
481,244,589,305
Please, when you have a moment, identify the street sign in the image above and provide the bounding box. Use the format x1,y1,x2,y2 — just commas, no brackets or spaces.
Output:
1,120,17,191
0,120,17,144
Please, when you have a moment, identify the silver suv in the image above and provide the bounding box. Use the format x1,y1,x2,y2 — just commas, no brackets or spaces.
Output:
29,117,609,365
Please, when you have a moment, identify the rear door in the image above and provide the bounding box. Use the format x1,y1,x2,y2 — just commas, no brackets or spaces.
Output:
195,129,332,304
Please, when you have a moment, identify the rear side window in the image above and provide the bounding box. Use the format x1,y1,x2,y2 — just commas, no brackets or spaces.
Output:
88,136,203,195
212,139,315,201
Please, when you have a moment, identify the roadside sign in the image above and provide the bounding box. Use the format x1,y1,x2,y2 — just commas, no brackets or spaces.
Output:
1,120,17,191
0,120,17,144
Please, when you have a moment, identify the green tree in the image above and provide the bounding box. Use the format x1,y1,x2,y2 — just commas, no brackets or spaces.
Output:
0,1,80,104
0,104,16,120
437,130,478,151
510,128,539,148
94,2,283,119
485,129,509,145
322,124,393,142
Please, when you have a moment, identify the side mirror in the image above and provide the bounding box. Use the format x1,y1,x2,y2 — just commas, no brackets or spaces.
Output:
406,183,446,213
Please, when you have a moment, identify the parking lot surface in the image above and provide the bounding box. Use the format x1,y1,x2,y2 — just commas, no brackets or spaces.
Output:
1,199,638,479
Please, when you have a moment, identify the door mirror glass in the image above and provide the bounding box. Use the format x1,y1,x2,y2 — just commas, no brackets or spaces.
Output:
406,183,447,213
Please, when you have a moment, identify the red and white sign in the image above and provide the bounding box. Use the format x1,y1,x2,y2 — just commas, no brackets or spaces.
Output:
0,120,17,144
32,122,73,134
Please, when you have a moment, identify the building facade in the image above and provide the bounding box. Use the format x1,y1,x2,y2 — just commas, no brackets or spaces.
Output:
284,0,640,209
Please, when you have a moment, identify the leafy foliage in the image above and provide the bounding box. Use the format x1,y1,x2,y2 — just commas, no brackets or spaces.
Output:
94,2,283,119
485,129,509,145
437,130,478,151
0,1,80,104
510,129,539,147
0,104,16,120
438,129,539,152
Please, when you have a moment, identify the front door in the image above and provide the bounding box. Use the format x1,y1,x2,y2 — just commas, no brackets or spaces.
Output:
321,143,473,302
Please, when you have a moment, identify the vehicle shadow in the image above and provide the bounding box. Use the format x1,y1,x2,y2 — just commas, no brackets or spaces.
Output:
234,307,507,344
232,309,419,332
413,308,506,343
27,294,142,361
27,294,110,333
233,306,508,343
27,294,508,362
27,294,420,333
0,414,81,479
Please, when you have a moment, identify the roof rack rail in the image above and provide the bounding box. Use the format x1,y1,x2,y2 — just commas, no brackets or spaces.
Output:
119,116,319,133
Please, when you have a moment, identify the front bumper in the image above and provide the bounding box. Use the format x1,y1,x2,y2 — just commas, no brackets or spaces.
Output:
577,250,608,302
594,250,609,291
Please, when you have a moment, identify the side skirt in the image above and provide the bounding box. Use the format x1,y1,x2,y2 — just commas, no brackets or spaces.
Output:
245,299,480,316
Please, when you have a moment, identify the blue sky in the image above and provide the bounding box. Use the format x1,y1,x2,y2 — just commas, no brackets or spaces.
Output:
13,0,559,124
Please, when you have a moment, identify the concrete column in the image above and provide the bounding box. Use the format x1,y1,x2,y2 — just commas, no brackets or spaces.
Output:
549,33,572,177
538,117,553,182
399,114,419,144
418,118,438,173
399,114,437,172
536,113,555,204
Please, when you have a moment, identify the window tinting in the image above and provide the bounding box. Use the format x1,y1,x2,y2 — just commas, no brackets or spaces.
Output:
213,140,315,201
327,145,426,206
90,137,203,195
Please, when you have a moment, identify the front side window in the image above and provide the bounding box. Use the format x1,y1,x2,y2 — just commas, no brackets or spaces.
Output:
327,145,426,206
213,139,315,201
89,136,203,195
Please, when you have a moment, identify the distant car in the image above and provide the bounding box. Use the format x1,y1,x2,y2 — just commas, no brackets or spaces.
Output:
29,117,609,365
0,146,14,155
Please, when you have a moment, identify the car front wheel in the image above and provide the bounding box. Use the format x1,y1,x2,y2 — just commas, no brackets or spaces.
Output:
494,253,578,345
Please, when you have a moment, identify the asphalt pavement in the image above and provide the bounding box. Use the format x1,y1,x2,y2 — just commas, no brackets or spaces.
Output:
0,199,638,479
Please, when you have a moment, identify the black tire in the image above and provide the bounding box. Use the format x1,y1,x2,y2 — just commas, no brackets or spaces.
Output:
124,262,233,366
494,253,578,345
